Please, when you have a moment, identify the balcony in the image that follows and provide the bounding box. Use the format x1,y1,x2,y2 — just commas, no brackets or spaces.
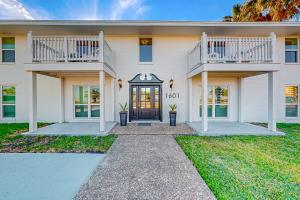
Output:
187,32,280,77
26,32,116,77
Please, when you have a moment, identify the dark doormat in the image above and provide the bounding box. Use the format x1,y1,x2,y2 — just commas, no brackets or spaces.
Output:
138,123,151,126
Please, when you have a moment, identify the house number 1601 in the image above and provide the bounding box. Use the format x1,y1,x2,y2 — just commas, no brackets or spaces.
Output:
166,92,179,98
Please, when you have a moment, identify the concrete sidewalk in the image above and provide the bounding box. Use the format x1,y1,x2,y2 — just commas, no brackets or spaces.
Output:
75,135,216,200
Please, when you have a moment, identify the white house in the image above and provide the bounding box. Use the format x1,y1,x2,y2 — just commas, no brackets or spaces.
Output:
0,20,299,133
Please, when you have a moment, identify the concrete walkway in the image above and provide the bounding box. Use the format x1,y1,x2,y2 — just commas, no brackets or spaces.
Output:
75,135,216,200
0,153,104,200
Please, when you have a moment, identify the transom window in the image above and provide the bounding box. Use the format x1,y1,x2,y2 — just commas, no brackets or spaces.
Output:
1,37,15,63
285,38,299,63
139,38,152,63
199,85,229,118
285,85,299,117
1,85,16,118
73,85,100,118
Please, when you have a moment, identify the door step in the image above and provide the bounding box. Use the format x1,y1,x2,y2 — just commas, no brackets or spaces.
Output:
138,123,151,126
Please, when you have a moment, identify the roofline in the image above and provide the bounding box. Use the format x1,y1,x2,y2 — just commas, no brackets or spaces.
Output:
0,20,299,27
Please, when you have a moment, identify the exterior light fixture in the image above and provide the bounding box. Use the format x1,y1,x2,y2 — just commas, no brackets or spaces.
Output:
118,78,122,89
169,78,174,90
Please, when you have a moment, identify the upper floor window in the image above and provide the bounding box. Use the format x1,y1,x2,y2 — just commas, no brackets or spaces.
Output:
1,37,15,63
285,38,298,63
139,38,152,63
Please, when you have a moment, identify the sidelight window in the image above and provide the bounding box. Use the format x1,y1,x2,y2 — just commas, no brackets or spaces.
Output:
285,85,298,117
1,85,16,118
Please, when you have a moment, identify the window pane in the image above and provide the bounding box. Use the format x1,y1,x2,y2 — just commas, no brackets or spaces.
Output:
199,105,213,117
285,51,298,63
74,86,88,104
75,105,88,117
91,105,100,117
2,37,15,49
2,86,15,104
285,86,298,104
2,50,15,62
90,86,100,104
3,105,15,118
285,38,298,50
139,38,152,62
286,105,298,117
215,105,228,117
215,86,228,104
208,86,213,104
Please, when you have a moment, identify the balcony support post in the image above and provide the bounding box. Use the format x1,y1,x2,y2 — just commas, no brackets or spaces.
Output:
58,77,65,123
202,71,208,132
268,71,277,132
188,78,193,122
27,31,33,62
29,71,38,132
201,32,208,64
99,70,106,132
270,32,277,63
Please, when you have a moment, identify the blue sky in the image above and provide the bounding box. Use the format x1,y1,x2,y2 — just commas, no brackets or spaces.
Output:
0,0,244,21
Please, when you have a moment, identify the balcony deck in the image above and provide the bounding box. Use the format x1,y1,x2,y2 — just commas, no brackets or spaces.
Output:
25,32,116,77
187,33,280,77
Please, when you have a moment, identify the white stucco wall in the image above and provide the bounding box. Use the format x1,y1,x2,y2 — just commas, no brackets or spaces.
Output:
0,35,300,123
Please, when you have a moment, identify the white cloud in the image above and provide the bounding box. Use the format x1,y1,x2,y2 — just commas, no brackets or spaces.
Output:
110,0,149,20
0,0,34,19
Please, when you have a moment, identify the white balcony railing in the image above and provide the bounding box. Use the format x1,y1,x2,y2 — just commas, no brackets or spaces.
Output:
28,32,114,70
188,32,276,71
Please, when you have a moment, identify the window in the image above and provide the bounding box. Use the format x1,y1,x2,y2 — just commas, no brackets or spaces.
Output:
285,38,298,63
199,85,229,118
285,86,298,117
139,38,152,62
2,37,15,63
1,86,16,118
73,85,100,118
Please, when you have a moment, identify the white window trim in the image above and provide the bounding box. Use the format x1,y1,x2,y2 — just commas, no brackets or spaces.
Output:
285,84,299,118
0,85,16,120
285,38,299,64
73,85,100,119
1,37,16,64
200,85,230,119
138,37,153,64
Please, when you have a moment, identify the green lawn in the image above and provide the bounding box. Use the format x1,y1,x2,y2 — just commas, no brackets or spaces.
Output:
0,123,117,153
176,123,300,200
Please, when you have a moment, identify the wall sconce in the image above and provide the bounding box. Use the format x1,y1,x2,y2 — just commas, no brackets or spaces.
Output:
169,78,174,90
118,78,122,89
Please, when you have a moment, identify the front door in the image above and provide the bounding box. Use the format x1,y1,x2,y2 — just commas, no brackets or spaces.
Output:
130,85,161,121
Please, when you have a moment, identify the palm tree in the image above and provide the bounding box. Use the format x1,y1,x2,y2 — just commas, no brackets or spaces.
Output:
229,0,300,22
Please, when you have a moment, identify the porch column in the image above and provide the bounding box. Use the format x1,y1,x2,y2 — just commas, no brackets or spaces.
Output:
238,77,244,122
99,70,106,132
202,71,208,132
29,71,37,132
188,78,193,122
58,77,64,123
268,72,277,131
110,77,115,121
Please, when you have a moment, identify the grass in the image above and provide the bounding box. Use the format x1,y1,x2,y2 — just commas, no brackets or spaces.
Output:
176,123,300,200
0,123,117,153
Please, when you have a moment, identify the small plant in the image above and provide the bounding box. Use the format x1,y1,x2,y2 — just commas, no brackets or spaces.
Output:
169,104,177,112
119,102,129,112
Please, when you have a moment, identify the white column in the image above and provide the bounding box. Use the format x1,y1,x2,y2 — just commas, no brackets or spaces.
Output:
58,77,64,123
99,70,106,132
270,32,277,63
27,31,33,62
188,78,193,122
268,72,277,131
238,77,244,122
110,77,115,121
29,71,37,132
202,71,208,132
